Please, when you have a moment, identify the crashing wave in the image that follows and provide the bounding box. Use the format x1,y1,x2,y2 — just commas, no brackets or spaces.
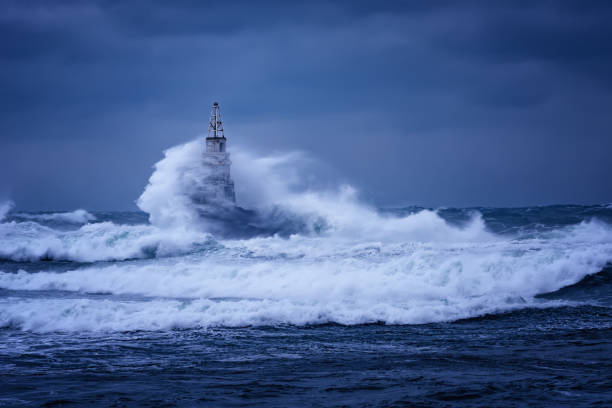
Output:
13,209,96,224
0,221,214,262
0,296,573,333
1,139,612,331
1,216,611,331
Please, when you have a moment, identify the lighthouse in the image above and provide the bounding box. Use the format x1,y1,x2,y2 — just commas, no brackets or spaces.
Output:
199,102,236,204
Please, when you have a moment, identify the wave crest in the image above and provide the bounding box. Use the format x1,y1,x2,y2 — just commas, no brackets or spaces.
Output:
0,220,213,262
1,218,610,331
14,209,96,224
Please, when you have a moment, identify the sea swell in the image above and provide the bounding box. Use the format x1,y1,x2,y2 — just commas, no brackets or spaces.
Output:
0,140,611,332
0,220,214,262
0,216,610,331
0,296,573,333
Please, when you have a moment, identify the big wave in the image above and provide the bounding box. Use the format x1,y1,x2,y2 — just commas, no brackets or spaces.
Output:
1,218,611,331
0,220,214,262
1,140,611,331
0,140,495,262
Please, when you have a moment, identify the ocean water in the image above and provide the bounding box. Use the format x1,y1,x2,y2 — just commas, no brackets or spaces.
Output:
1,142,611,406
1,204,611,407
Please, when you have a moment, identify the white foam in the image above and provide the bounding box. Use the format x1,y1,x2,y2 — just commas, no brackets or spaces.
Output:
0,295,568,333
136,140,495,241
14,209,96,224
1,219,610,331
0,220,212,262
137,140,213,229
2,140,611,331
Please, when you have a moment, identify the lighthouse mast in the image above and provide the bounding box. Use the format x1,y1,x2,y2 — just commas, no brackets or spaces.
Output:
206,101,226,153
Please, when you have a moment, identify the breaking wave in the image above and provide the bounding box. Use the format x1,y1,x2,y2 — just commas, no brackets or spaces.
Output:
137,140,213,229
137,140,496,241
0,139,496,263
1,217,611,331
13,209,96,224
0,296,570,333
1,140,611,331
0,220,213,262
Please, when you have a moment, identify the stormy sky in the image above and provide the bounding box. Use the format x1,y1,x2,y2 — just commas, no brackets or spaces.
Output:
1,0,611,210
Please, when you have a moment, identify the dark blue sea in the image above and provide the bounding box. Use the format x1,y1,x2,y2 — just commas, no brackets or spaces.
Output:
1,203,611,407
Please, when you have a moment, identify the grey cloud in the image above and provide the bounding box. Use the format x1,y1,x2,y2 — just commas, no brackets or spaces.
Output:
0,0,611,209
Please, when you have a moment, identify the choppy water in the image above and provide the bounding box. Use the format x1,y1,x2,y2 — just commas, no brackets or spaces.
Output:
1,204,611,407
1,140,611,406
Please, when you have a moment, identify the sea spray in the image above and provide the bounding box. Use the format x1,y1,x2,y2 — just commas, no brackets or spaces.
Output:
1,140,612,330
0,201,13,222
137,139,493,241
137,140,212,229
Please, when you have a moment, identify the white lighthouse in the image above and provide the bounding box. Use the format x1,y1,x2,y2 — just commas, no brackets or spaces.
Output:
199,102,236,204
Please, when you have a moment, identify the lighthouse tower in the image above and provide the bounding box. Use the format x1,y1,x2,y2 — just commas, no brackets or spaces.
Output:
200,102,236,204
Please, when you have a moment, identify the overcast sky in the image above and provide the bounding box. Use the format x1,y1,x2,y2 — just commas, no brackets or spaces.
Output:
1,0,611,210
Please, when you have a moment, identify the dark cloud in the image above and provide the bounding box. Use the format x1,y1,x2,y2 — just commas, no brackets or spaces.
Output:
0,0,611,210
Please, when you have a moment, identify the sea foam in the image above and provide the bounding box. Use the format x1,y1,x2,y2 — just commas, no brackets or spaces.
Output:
0,221,212,262
1,218,610,331
1,140,611,331
13,209,96,224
